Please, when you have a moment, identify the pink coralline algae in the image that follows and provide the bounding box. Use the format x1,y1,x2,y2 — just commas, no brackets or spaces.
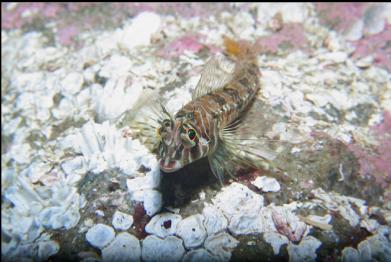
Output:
112,2,230,18
348,111,391,188
1,3,64,29
157,35,205,59
351,24,391,72
316,3,368,33
256,23,308,54
57,25,79,46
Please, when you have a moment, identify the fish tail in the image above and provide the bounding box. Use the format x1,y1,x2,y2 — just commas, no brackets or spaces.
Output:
223,36,258,63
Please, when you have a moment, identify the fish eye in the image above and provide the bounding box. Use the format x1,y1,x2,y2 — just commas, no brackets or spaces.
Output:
188,129,196,141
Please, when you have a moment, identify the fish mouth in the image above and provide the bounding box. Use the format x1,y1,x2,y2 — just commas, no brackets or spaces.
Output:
159,159,182,172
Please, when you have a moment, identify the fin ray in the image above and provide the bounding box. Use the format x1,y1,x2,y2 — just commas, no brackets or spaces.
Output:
192,54,236,100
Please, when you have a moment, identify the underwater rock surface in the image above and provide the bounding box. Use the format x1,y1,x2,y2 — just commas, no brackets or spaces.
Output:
2,3,391,262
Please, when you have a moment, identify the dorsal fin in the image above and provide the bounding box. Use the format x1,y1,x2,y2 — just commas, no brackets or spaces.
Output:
223,36,258,62
192,54,236,100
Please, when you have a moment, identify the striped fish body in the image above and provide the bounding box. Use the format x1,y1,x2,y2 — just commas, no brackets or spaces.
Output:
159,40,262,176
176,62,260,153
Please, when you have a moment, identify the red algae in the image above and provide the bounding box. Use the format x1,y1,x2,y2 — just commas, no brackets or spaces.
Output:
352,24,391,72
132,202,151,239
58,25,79,46
256,23,308,54
316,3,368,33
348,111,391,188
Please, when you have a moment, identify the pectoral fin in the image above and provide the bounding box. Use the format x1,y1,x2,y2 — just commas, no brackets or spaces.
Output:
208,99,309,182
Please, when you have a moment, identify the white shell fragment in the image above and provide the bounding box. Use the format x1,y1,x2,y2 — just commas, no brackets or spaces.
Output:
204,232,239,261
119,12,161,51
251,176,281,192
145,212,182,238
141,235,185,262
311,188,366,227
176,214,207,248
86,224,115,249
287,236,322,262
112,211,134,231
263,232,289,255
61,72,84,95
140,190,163,217
101,232,141,262
299,214,332,231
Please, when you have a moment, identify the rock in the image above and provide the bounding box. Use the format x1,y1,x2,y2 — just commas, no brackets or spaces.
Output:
101,232,141,262
86,224,115,249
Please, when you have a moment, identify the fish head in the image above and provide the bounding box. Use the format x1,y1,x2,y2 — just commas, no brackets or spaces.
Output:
158,118,209,172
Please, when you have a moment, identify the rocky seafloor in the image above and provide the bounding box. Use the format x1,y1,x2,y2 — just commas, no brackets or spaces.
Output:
1,3,391,262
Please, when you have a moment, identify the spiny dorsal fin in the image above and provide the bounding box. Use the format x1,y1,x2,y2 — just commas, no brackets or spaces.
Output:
192,54,236,100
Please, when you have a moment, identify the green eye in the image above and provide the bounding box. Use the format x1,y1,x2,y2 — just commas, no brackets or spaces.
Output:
188,129,196,141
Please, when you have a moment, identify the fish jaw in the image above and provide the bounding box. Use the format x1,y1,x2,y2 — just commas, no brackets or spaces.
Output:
159,158,182,172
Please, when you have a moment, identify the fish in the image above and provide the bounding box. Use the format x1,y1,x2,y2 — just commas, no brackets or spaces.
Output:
127,37,297,184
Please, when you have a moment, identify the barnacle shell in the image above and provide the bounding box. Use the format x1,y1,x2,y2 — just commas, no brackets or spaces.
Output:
145,212,182,238
112,211,134,231
176,214,207,248
287,236,322,262
101,232,141,262
202,203,228,235
86,224,115,249
182,249,219,262
204,232,239,261
141,235,185,262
